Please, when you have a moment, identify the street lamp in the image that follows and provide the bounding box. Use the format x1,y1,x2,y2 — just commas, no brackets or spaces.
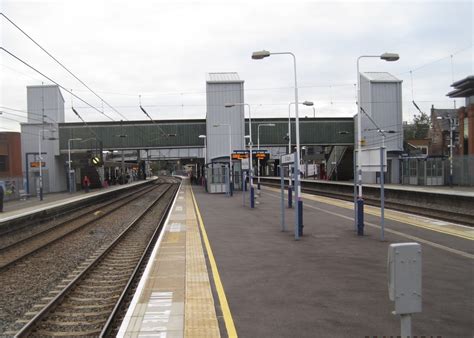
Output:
287,100,314,208
436,116,456,187
213,124,233,197
68,138,83,193
253,49,304,239
198,134,207,164
38,128,56,201
257,123,275,195
225,102,254,206
355,52,399,235
199,134,207,185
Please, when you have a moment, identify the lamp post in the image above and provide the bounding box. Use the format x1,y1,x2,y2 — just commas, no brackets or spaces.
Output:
363,112,397,241
287,100,314,208
301,146,307,178
225,103,253,206
68,138,83,193
199,134,207,184
356,52,399,235
213,124,233,197
437,116,455,186
253,49,303,239
38,128,56,201
257,123,275,195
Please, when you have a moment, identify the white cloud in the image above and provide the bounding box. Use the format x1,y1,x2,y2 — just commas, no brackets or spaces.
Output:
0,0,472,131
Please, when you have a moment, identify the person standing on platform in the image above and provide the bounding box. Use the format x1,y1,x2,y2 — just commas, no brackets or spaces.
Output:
83,176,91,193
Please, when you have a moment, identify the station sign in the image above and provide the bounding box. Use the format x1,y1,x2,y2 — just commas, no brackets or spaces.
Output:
281,153,295,165
253,149,269,160
30,161,46,168
232,150,249,160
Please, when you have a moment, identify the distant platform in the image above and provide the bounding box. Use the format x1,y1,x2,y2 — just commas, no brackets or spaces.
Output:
0,178,156,225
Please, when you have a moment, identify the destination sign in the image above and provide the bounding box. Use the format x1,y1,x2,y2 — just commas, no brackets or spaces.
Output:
30,161,46,168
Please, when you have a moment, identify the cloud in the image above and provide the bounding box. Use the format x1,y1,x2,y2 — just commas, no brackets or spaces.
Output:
0,0,472,130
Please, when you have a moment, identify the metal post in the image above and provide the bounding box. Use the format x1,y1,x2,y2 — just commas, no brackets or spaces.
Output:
380,144,385,241
294,162,301,239
400,314,412,338
242,171,246,206
228,124,233,197
287,103,293,207
353,149,357,231
290,53,303,236
258,125,261,194
356,57,364,232
38,130,43,201
280,165,286,231
248,107,254,208
449,118,453,187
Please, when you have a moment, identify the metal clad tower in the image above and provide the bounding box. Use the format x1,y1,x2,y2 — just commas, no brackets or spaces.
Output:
27,85,65,124
22,85,66,194
206,72,245,162
357,72,403,183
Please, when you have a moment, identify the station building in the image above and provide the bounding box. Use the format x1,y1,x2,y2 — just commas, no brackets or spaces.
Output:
19,71,409,195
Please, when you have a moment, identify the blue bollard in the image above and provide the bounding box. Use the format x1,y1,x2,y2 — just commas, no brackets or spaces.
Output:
298,200,303,236
250,186,255,208
288,186,293,208
357,198,364,236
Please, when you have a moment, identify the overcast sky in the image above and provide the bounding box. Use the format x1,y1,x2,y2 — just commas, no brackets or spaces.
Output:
1,0,472,131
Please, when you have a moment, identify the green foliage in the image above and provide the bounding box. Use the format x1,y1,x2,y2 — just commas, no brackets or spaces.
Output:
404,112,431,140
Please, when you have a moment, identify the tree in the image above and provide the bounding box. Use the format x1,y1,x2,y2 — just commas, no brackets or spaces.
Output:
404,111,431,140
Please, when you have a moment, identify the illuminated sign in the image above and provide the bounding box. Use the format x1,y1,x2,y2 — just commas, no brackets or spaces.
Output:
30,161,46,168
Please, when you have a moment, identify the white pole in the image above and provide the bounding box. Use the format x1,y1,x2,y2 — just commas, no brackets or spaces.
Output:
288,103,293,189
68,139,72,193
38,129,43,200
357,57,363,199
400,314,412,337
258,124,261,195
246,103,255,208
228,124,233,196
291,52,302,239
449,118,454,187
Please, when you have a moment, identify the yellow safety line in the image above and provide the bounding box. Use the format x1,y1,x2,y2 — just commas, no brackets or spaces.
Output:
191,187,238,338
265,187,473,241
263,191,474,260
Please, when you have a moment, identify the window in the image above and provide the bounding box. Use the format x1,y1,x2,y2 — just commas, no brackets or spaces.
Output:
0,155,8,172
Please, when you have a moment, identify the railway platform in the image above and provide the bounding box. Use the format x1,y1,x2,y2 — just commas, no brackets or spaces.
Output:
0,178,156,226
118,178,222,337
120,179,473,337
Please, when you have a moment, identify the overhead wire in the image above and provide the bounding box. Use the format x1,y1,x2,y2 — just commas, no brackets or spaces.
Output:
0,46,115,121
0,13,128,121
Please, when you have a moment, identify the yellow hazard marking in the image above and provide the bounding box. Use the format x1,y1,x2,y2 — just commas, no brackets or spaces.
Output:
265,186,474,241
263,190,473,259
191,188,238,338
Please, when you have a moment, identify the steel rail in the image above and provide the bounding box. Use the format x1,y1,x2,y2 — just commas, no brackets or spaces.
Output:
100,180,181,336
0,183,160,271
0,183,156,251
14,183,177,337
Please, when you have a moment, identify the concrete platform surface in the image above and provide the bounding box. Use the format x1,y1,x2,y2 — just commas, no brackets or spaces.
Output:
0,179,153,223
119,179,221,338
193,185,473,338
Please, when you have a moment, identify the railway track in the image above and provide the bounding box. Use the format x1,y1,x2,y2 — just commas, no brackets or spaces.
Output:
12,181,179,337
261,180,473,226
0,183,160,270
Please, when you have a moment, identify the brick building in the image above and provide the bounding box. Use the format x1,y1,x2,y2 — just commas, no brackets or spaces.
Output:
0,132,23,199
447,76,474,155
